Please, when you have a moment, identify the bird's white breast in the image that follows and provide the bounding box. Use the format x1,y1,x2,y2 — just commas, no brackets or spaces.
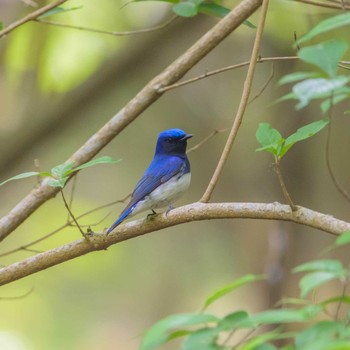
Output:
131,172,191,216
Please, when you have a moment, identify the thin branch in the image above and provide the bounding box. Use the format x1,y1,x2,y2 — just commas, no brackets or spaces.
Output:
66,176,77,223
0,0,68,38
325,96,350,202
248,63,274,104
187,128,229,154
158,56,298,93
0,201,349,286
0,287,34,300
200,0,270,203
35,16,178,36
0,0,263,242
60,190,86,237
0,197,129,258
335,279,347,320
274,159,297,211
291,0,350,9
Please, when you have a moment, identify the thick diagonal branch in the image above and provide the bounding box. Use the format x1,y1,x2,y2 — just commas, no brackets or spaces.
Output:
0,0,263,242
0,202,349,286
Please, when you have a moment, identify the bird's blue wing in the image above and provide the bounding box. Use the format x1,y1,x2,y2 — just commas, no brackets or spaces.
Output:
106,156,188,233
128,155,187,209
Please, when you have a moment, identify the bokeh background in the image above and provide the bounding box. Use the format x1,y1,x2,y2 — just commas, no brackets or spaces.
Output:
0,0,350,349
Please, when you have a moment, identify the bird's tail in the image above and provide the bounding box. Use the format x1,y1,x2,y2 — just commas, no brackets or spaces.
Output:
106,207,133,234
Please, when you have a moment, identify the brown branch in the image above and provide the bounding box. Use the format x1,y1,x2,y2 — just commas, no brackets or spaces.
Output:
35,16,178,36
187,128,229,154
200,0,270,203
0,0,263,242
0,197,130,258
158,56,298,93
0,202,349,286
0,0,68,38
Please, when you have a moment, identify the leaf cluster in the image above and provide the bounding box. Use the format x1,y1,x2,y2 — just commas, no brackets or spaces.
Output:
278,13,350,111
140,232,350,350
0,156,120,189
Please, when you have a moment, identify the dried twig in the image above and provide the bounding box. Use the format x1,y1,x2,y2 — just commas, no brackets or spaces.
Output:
0,0,68,38
35,16,178,36
200,0,270,202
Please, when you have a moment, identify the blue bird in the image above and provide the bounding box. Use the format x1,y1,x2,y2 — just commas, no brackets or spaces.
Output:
106,128,192,234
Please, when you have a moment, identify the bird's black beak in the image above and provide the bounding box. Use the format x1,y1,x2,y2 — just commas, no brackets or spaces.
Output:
180,134,193,141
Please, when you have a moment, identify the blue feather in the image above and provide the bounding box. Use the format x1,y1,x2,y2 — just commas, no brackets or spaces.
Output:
107,129,192,234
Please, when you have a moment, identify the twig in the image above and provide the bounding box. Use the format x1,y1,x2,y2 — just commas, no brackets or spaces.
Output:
335,279,348,320
60,189,86,238
325,95,350,202
0,0,68,38
248,63,274,104
1,201,349,286
0,196,130,258
274,158,297,211
187,128,228,154
200,0,270,203
0,0,264,242
291,0,350,9
158,56,298,93
67,176,77,223
35,16,178,36
0,287,34,300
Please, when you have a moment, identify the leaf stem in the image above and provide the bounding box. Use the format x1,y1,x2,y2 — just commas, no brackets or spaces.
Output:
60,189,87,238
274,158,297,211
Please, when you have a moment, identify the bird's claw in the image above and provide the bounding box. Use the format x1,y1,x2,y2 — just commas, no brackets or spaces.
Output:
147,210,158,221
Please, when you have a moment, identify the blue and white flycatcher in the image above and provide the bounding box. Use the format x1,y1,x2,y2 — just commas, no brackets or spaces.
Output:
107,128,192,234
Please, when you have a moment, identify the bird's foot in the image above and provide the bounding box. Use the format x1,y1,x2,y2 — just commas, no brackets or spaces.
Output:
147,209,158,221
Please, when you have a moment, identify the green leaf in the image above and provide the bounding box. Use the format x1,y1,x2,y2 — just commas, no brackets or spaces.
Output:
182,327,222,350
0,22,3,30
297,12,350,45
299,272,343,298
281,119,329,157
243,20,256,29
298,41,348,78
72,156,121,172
335,231,350,246
173,2,199,17
38,6,82,19
296,321,347,348
198,3,230,17
51,162,74,179
320,295,350,307
293,259,344,274
256,123,284,156
248,305,321,325
202,274,265,311
279,72,321,85
239,330,293,350
0,172,40,187
140,313,218,350
292,76,350,109
321,93,350,114
218,311,251,331
47,177,69,188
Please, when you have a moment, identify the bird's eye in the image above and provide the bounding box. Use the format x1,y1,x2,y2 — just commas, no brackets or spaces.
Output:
166,138,174,143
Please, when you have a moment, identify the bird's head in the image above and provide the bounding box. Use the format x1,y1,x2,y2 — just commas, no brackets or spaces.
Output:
155,129,192,156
